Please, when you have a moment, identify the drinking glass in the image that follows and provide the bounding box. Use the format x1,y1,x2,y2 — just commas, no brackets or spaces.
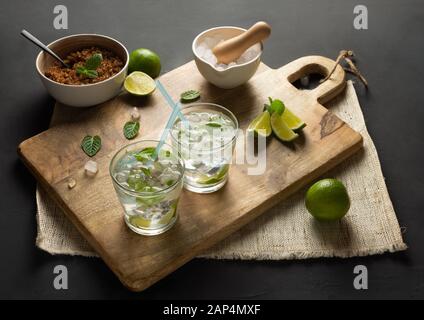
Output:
170,103,238,193
110,140,185,235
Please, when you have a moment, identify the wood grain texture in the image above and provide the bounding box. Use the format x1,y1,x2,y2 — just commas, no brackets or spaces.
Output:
18,56,363,291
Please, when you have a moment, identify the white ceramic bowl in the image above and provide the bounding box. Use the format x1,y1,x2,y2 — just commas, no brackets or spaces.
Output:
192,26,262,89
36,34,129,107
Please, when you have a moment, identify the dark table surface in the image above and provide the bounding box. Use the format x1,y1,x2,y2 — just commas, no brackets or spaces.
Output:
0,0,423,300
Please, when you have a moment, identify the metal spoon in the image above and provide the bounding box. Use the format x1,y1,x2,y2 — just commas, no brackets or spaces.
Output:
21,29,70,68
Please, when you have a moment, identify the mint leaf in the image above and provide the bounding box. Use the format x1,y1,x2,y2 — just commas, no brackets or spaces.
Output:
166,179,175,186
85,70,98,78
136,194,165,206
140,167,151,176
76,67,97,79
81,135,101,157
206,122,222,128
84,53,103,70
134,147,156,162
76,54,102,79
180,90,200,103
123,121,140,140
127,174,147,191
76,67,87,77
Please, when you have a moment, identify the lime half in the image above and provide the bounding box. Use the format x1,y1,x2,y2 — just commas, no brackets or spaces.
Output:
270,112,299,142
247,111,272,137
282,107,306,132
124,71,156,96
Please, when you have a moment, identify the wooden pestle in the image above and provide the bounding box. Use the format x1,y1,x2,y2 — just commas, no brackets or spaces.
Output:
212,21,271,64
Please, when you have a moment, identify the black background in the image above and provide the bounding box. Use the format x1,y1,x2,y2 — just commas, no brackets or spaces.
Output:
0,0,423,299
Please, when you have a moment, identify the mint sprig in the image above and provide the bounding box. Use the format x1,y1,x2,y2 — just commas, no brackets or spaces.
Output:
76,68,98,79
84,53,103,70
76,53,103,79
264,97,285,115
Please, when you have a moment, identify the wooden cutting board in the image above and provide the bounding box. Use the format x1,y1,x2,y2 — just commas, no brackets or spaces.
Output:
18,56,362,291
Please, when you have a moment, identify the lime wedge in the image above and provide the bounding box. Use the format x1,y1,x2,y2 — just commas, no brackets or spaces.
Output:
282,107,306,132
159,202,177,225
124,71,156,96
271,112,299,142
198,164,229,185
129,215,151,228
247,111,272,137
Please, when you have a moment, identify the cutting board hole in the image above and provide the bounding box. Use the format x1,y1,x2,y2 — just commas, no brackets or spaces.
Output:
291,73,325,90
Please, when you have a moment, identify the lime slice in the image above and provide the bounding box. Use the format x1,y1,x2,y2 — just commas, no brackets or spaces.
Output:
129,215,151,228
271,112,299,142
247,111,272,137
282,107,306,132
198,164,229,185
124,71,156,96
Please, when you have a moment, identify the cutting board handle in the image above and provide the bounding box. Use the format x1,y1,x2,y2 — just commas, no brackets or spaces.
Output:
281,55,346,104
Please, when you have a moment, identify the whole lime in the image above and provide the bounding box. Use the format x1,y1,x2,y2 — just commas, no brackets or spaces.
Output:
128,48,161,78
305,179,350,221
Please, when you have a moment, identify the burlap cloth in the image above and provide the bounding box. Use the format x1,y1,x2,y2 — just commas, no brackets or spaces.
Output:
35,81,407,259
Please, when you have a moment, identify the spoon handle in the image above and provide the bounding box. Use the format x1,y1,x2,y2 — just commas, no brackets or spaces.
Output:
21,30,69,68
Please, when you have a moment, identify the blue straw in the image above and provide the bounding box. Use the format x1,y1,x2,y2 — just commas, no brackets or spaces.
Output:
153,80,187,159
156,80,188,124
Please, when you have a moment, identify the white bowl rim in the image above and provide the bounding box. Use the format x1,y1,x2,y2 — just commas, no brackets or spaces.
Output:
192,26,263,73
36,33,129,88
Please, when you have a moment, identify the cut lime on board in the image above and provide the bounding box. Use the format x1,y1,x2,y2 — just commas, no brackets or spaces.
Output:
124,71,156,96
247,111,272,137
305,179,350,221
282,107,306,132
198,164,229,185
270,112,299,142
